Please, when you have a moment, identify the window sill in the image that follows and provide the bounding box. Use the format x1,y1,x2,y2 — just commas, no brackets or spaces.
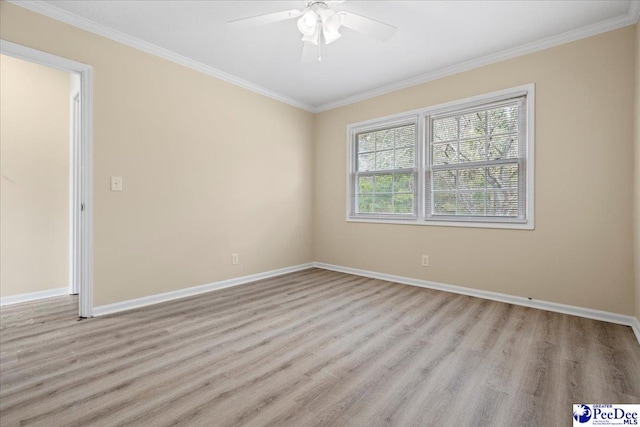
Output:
347,216,534,230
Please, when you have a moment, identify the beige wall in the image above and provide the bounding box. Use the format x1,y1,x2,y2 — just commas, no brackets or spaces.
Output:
315,26,637,315
0,2,315,306
2,1,638,316
0,54,70,297
635,21,640,321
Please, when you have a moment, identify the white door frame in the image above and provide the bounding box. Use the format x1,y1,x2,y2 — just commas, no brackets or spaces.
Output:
1,40,94,318
69,90,81,296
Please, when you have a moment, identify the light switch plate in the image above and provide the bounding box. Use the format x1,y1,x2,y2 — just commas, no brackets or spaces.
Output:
110,176,122,192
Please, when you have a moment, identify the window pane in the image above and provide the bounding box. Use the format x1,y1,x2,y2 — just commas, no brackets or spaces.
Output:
394,147,414,169
357,195,373,213
433,116,457,142
433,192,456,215
375,150,394,171
394,173,414,193
459,111,486,139
393,194,413,214
373,194,393,213
459,138,485,163
376,129,394,150
486,190,518,216
456,191,485,215
432,142,457,166
354,172,416,216
358,133,375,153
488,104,518,134
429,167,520,217
432,170,456,191
487,165,518,189
458,168,485,189
356,123,416,173
357,153,374,172
395,126,415,147
357,176,373,193
374,174,393,192
488,134,518,160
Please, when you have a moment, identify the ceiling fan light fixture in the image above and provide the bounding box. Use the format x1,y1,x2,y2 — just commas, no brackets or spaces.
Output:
228,1,397,63
297,10,318,36
301,29,320,45
322,28,341,44
321,10,344,44
323,10,345,33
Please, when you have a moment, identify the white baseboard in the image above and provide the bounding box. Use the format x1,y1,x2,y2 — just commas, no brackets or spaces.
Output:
92,263,314,317
0,287,68,305
632,318,640,346
76,259,640,348
313,262,640,347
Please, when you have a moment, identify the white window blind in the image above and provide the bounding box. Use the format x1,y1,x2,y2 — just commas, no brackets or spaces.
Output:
425,97,527,222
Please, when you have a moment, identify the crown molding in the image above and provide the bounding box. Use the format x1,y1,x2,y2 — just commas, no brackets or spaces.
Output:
629,0,640,23
8,0,639,114
6,0,316,112
314,2,640,112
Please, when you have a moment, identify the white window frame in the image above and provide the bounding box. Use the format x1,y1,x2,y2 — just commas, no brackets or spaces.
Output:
348,115,421,220
346,84,535,230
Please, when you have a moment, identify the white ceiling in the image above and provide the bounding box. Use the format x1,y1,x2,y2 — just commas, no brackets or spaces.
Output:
19,0,639,111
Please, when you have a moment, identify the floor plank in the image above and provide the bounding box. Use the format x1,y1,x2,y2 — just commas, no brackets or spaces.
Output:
1,268,638,426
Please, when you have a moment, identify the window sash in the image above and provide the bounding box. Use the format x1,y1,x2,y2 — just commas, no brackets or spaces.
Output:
352,169,418,218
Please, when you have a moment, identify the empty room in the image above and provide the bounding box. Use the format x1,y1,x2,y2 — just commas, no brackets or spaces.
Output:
1,0,639,426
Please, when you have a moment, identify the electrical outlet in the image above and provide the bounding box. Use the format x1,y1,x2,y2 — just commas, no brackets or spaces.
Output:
421,255,429,267
232,253,239,265
110,176,122,192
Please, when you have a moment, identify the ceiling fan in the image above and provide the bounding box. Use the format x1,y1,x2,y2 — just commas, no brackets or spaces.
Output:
228,1,397,63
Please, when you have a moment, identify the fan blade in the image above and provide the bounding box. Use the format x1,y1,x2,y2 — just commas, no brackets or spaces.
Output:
301,41,318,63
228,9,302,29
340,11,396,41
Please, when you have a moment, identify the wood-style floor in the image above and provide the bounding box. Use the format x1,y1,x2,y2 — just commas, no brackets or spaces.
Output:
1,268,639,427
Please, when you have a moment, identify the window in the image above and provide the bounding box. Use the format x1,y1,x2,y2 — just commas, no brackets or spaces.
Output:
347,84,534,229
426,97,526,222
351,119,418,218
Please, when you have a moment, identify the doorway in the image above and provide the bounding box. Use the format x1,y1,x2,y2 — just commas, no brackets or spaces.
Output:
0,40,93,318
